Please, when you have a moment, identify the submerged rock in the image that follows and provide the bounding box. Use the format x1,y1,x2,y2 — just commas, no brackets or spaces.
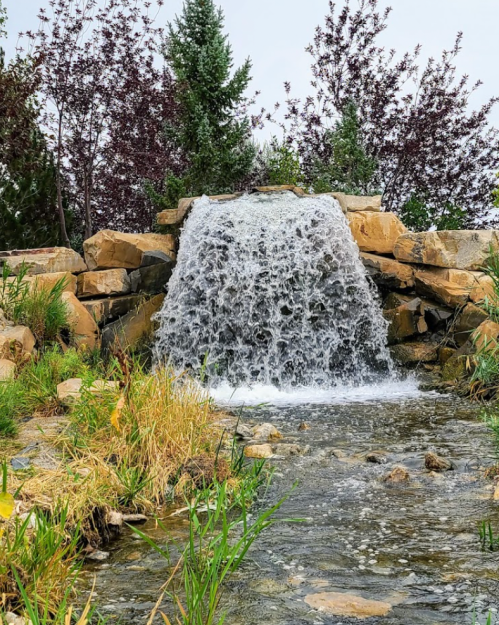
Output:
298,422,310,431
272,443,308,457
425,452,453,472
305,591,392,618
365,452,388,465
384,466,410,483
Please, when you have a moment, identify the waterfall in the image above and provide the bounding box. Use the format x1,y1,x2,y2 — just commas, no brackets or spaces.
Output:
154,191,393,389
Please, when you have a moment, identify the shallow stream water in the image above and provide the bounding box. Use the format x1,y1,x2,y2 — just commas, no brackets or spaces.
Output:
81,391,499,624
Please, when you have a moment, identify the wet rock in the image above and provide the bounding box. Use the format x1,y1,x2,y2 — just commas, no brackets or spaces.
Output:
234,424,253,440
393,230,499,270
272,443,308,457
244,444,273,459
107,510,123,528
454,303,489,346
129,261,174,295
438,347,456,366
305,591,392,618
252,423,282,442
425,452,453,472
347,211,407,254
442,354,468,381
365,452,388,465
298,422,310,431
86,550,110,561
122,513,147,524
390,342,439,364
361,252,414,289
384,466,410,482
384,298,427,344
331,449,347,459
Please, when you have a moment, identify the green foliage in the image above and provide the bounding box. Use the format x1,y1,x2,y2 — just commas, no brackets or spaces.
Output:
311,100,378,195
265,139,302,187
479,520,499,552
0,347,101,437
0,263,70,347
147,173,188,211
493,173,499,208
400,191,467,232
166,0,255,196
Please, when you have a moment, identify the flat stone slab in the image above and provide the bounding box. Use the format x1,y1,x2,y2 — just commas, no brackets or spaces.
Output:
305,591,392,619
0,247,87,275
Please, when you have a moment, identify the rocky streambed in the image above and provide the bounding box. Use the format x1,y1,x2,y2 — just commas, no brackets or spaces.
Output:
79,392,499,624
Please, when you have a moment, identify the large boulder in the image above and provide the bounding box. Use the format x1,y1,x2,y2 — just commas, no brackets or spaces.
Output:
454,303,489,346
390,342,439,364
393,231,499,270
83,231,176,270
129,261,174,295
0,248,87,276
61,292,99,349
77,269,131,298
101,294,165,352
361,252,414,289
8,272,77,294
384,298,427,344
472,319,499,352
0,326,35,360
81,294,143,325
347,212,408,254
334,193,382,213
0,359,16,380
414,269,469,308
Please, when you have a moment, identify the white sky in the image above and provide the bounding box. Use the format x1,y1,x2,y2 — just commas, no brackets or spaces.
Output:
3,0,499,141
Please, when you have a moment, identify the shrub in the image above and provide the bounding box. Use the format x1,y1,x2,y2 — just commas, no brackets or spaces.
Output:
399,192,467,232
266,140,303,187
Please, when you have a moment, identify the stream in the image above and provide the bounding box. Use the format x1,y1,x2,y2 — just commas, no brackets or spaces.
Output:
80,390,499,624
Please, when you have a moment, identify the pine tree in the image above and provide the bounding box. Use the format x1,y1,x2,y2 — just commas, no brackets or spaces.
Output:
166,0,255,196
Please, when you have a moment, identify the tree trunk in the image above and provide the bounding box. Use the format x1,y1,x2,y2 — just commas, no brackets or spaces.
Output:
56,117,71,248
83,170,93,241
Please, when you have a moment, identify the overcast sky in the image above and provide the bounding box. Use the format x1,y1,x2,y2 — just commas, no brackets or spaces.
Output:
3,0,499,140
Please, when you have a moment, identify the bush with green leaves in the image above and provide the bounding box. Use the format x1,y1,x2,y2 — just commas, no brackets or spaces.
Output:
265,139,303,187
399,192,467,232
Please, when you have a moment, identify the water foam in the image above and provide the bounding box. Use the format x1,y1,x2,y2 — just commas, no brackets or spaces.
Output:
155,191,394,389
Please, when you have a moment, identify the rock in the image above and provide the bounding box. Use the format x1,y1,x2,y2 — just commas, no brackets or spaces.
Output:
235,424,253,440
469,274,496,304
129,262,174,295
454,303,489,347
472,320,499,352
77,269,131,298
122,513,148,524
83,230,176,270
0,358,16,380
158,194,244,226
347,212,408,254
361,252,414,289
442,354,468,381
16,271,77,294
390,342,438,364
335,193,382,213
298,422,310,431
272,443,307,456
101,294,165,352
141,250,173,266
383,466,410,482
61,292,99,349
106,510,123,528
331,449,347,459
438,346,456,366
419,298,453,330
494,482,499,501
304,591,392,618
425,452,453,472
4,612,32,625
244,444,273,459
86,550,110,561
414,269,469,308
384,298,427,344
81,294,144,326
57,378,120,404
0,247,87,276
11,457,31,471
252,423,282,442
394,230,499,270
365,452,387,464
0,325,36,359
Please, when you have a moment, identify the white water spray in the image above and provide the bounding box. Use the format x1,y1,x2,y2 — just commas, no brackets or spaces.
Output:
154,191,394,389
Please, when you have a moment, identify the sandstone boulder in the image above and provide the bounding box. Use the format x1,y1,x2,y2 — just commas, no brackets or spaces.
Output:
77,269,131,298
101,294,165,352
384,298,427,344
0,248,87,276
0,326,36,360
0,359,16,380
390,342,438,364
83,230,176,270
81,294,143,325
347,212,407,254
333,193,381,213
243,444,273,459
61,292,99,349
454,303,489,346
305,592,391,618
15,272,77,294
361,252,414,289
394,230,499,270
472,319,499,352
252,423,282,442
414,269,469,308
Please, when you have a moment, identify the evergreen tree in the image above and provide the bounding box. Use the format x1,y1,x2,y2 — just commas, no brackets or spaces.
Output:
312,100,378,195
165,0,255,196
0,1,59,250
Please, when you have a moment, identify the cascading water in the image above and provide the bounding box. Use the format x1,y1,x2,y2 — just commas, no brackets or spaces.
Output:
154,191,394,390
